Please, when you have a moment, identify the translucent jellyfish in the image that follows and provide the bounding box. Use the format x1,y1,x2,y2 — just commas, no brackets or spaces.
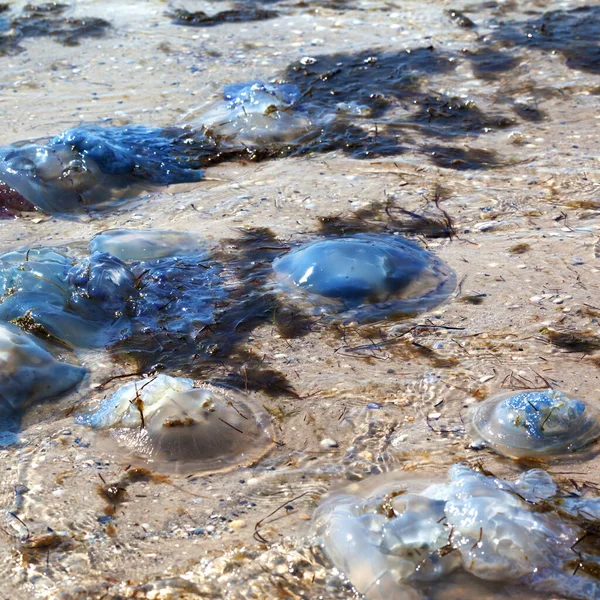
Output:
89,229,200,261
0,124,206,213
272,234,455,323
188,80,315,146
468,389,600,458
313,464,600,600
0,242,224,353
0,323,85,445
76,375,274,474
0,248,137,347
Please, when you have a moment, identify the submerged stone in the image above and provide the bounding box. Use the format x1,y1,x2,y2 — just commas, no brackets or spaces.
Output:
468,388,600,458
89,228,200,261
76,374,274,474
189,80,314,146
272,234,455,323
0,125,205,213
313,464,600,600
0,323,85,445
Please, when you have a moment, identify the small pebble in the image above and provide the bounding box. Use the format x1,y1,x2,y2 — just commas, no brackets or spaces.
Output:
320,438,339,449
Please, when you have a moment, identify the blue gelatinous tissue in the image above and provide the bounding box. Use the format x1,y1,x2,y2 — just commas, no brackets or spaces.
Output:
468,388,600,458
76,374,274,474
131,252,224,340
92,229,225,344
272,234,455,323
0,323,85,446
0,248,136,348
188,80,314,146
52,125,204,184
0,125,205,213
313,464,600,600
0,231,224,349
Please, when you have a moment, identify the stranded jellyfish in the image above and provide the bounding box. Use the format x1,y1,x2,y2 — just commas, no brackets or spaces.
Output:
468,389,600,458
0,323,85,445
0,248,137,347
89,228,200,261
189,80,314,146
0,238,224,353
0,125,205,213
272,234,455,323
76,375,274,474
313,464,600,600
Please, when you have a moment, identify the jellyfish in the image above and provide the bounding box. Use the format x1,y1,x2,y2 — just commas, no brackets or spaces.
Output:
76,375,274,474
0,124,206,213
0,239,224,353
272,234,455,323
313,464,600,600
467,388,600,458
0,248,137,347
89,229,200,261
187,80,315,146
0,323,85,445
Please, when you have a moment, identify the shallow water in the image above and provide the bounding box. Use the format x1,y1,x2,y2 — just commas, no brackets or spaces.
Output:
0,0,600,598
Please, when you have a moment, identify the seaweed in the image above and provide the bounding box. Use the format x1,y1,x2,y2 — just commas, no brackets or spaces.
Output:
97,468,169,517
168,7,278,27
109,227,302,399
317,189,456,239
11,11,110,47
489,5,600,74
541,327,600,354
413,94,514,133
423,145,502,170
508,243,531,254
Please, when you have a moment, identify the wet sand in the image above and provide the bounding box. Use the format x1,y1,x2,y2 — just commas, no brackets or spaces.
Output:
0,0,599,598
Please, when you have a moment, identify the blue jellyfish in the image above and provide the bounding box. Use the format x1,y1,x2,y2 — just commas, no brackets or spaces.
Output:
468,389,600,457
272,234,455,322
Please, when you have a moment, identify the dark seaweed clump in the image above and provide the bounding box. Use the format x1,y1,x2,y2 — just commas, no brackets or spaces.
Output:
317,190,456,239
423,145,502,170
281,47,514,168
489,5,600,74
0,3,110,55
168,6,278,27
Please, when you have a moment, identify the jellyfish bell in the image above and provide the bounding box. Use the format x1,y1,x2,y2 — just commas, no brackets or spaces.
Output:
187,80,315,147
468,388,600,458
77,375,274,474
0,142,117,213
272,234,455,323
89,229,200,262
